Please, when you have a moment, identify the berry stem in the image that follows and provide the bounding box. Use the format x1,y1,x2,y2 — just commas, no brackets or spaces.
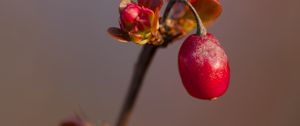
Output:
180,0,207,36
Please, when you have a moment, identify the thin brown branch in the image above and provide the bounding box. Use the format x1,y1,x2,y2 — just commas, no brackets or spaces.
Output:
115,45,158,126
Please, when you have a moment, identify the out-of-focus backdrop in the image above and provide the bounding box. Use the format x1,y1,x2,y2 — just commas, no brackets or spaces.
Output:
1,0,300,126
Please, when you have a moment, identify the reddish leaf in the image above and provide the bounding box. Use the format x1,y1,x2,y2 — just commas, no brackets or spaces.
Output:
138,0,164,12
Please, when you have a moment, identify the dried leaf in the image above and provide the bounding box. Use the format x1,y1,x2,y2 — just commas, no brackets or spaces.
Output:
150,11,160,35
185,0,222,26
107,27,130,43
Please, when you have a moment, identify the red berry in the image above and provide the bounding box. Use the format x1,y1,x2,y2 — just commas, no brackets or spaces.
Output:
178,33,230,100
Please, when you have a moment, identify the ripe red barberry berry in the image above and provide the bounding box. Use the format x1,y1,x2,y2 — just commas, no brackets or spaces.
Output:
178,33,230,100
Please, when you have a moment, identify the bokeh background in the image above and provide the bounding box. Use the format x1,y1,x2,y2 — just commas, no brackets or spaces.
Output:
1,0,300,126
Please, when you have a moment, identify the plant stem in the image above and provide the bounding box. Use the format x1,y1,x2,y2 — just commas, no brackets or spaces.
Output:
115,44,158,126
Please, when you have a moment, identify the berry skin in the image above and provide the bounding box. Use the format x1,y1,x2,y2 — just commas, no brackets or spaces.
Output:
178,33,230,100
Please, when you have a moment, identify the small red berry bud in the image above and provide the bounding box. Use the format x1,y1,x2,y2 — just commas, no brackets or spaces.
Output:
120,3,142,31
178,33,230,100
119,3,157,44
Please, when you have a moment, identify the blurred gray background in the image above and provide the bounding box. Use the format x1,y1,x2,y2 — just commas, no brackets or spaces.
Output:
1,0,300,126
